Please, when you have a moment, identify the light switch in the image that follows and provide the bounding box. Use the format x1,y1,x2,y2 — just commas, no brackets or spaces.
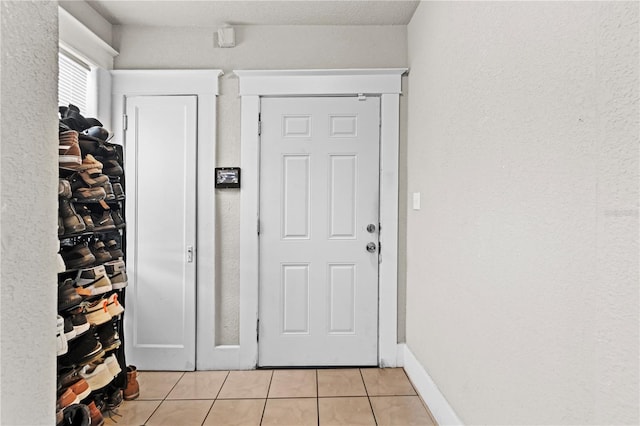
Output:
412,192,421,210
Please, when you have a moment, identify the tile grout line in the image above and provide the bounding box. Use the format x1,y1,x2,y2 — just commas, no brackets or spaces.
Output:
259,370,274,425
142,371,186,425
401,367,438,425
316,369,320,426
360,368,379,426
199,370,230,426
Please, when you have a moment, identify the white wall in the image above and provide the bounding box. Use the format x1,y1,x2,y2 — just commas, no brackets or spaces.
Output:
406,2,639,425
0,1,58,424
58,0,113,47
113,24,408,345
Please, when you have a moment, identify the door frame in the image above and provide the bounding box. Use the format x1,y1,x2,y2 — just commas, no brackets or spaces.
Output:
236,69,407,368
109,70,225,370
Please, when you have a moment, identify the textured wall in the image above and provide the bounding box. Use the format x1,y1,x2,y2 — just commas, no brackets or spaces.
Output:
406,1,638,424
0,1,59,424
113,24,408,344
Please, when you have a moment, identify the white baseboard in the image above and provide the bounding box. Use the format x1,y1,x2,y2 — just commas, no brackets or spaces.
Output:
197,345,253,370
396,343,405,366
400,343,464,426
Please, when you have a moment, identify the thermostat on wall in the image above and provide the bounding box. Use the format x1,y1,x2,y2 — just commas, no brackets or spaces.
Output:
215,167,241,188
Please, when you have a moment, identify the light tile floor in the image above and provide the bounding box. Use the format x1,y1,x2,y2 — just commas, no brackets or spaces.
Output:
105,368,436,426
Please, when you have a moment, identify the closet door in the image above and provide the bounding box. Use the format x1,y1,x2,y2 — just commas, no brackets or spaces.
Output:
124,95,197,370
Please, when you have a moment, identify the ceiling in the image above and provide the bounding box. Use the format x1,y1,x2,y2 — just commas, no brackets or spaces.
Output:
85,0,420,27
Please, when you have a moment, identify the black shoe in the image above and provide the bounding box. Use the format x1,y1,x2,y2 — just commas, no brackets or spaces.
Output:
60,242,95,270
68,310,90,338
63,317,76,341
58,279,83,312
96,321,121,352
102,181,116,201
111,208,125,229
103,159,123,177
91,210,116,232
105,385,123,411
90,239,112,264
59,403,91,426
59,104,91,133
58,325,104,368
112,183,125,201
105,238,124,260
57,366,82,390
82,125,112,143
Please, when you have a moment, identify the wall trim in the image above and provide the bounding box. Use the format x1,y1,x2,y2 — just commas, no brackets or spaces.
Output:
237,68,406,369
235,68,406,96
58,6,118,70
401,343,464,426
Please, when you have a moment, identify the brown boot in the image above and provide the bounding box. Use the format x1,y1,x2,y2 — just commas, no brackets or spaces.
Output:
87,400,105,426
123,365,139,400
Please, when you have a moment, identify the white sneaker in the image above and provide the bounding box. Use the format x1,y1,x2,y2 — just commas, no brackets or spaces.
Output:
104,260,128,290
106,293,124,317
104,354,122,378
84,298,112,326
56,241,66,273
75,264,112,296
57,315,68,356
80,362,113,391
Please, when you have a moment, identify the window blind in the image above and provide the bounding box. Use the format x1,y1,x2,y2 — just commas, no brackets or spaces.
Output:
58,51,90,114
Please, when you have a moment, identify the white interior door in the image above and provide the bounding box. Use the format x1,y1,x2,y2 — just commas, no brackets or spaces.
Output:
124,95,197,371
259,96,380,366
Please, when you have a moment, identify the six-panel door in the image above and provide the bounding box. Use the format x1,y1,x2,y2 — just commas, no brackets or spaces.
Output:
259,96,381,366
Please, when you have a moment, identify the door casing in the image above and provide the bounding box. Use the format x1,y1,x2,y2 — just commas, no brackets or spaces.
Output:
237,69,406,369
110,70,225,370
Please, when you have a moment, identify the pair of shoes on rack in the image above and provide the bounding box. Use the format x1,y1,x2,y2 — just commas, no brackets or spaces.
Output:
57,325,104,368
59,200,120,236
57,404,91,426
60,242,95,270
59,130,81,169
80,354,121,392
60,104,102,133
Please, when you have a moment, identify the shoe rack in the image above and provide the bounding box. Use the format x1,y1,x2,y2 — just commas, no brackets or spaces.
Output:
56,105,137,425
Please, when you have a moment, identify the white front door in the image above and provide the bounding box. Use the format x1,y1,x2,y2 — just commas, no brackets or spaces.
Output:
259,96,381,366
124,95,197,371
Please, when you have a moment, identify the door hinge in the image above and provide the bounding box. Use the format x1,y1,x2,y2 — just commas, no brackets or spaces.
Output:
258,113,262,135
378,242,382,264
257,218,260,235
358,93,366,101
123,114,128,131
257,319,260,342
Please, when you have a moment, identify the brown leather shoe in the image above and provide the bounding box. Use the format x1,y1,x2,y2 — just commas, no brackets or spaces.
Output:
123,365,139,400
87,400,105,426
57,387,79,409
70,378,91,401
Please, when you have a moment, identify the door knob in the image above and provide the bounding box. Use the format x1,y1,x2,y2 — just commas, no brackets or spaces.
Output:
366,224,376,233
366,242,377,253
